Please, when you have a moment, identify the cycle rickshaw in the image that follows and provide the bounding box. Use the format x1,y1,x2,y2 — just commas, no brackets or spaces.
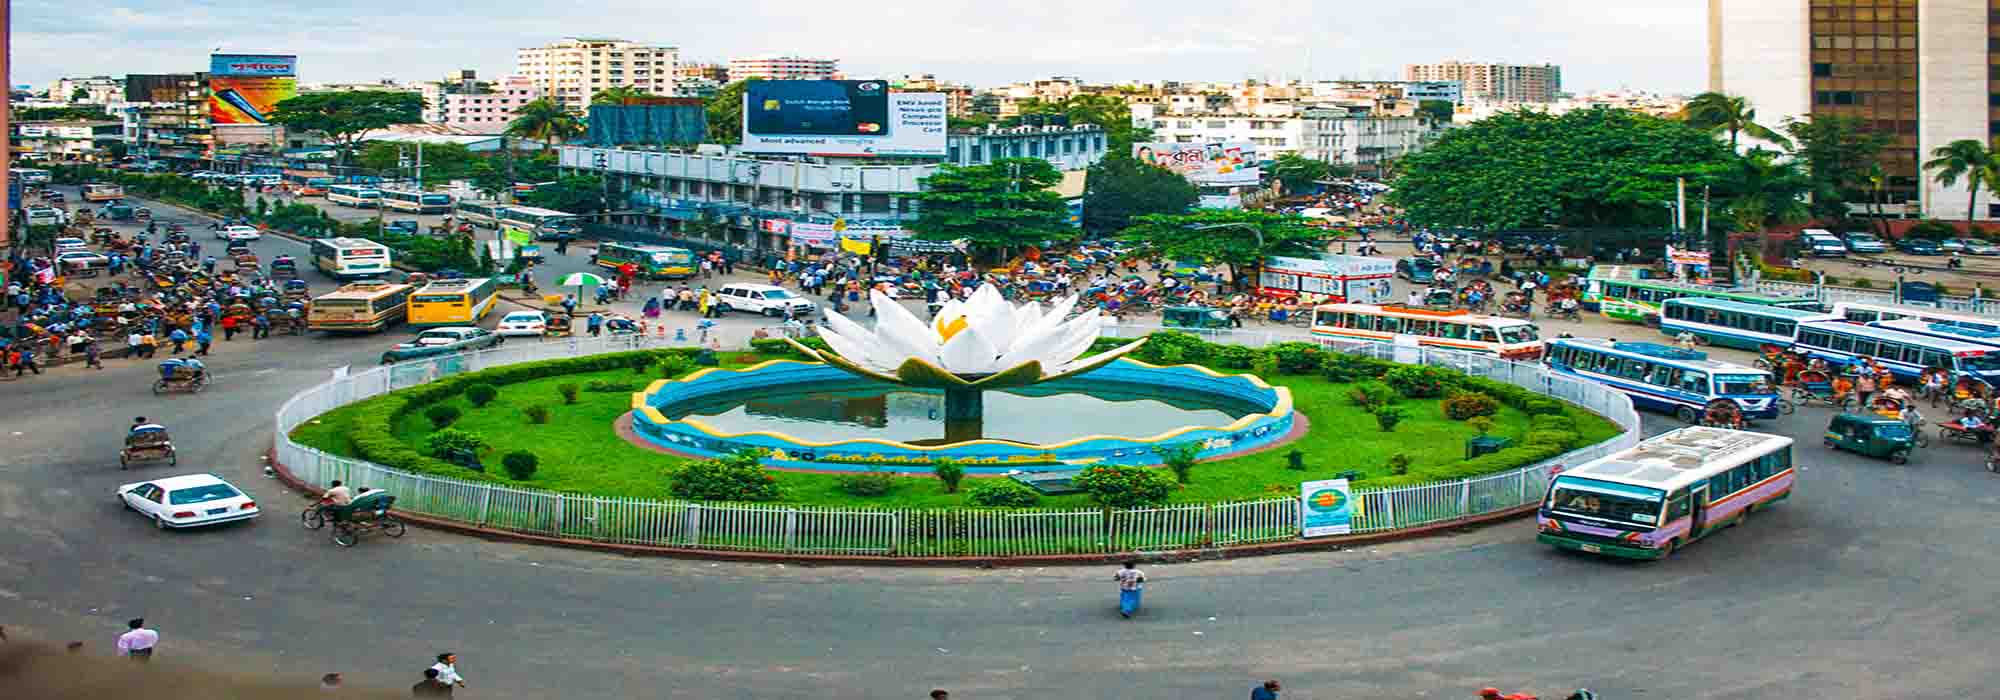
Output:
119,425,177,469
302,490,407,547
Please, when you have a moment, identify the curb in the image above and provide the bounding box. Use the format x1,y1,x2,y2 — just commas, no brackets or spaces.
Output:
265,443,1537,567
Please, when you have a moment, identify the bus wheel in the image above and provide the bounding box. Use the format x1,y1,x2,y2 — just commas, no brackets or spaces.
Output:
1675,405,1700,423
1656,539,1677,559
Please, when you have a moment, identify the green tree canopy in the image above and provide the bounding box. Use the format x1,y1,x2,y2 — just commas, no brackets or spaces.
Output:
1117,209,1330,291
525,175,608,214
1013,94,1153,155
1711,148,1813,233
13,106,105,121
267,91,424,163
1684,92,1790,150
1389,107,1737,230
1080,156,1197,236
356,142,479,185
1781,115,1893,222
1417,100,1455,125
907,158,1072,259
592,86,664,105
704,79,760,145
1267,153,1352,194
505,98,584,146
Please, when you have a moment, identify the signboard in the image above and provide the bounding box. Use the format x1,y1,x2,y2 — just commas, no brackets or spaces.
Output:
1300,478,1355,538
1258,254,1394,304
209,54,298,77
741,80,947,157
1133,141,1260,186
208,54,298,125
759,218,791,235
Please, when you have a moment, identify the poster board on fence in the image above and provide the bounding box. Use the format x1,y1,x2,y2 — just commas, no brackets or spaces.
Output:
1299,478,1354,538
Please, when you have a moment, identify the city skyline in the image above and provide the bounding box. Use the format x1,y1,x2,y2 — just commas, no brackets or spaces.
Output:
11,0,1703,93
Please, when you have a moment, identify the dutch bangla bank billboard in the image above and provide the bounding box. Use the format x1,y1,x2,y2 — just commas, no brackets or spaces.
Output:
208,54,298,125
741,80,946,157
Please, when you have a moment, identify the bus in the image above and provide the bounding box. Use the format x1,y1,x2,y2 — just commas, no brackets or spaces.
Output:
309,237,394,280
498,205,582,238
1869,319,2000,349
1538,426,1794,560
1543,338,1784,422
1659,298,1838,351
381,189,455,214
1828,301,2000,334
593,242,696,279
1309,304,1544,361
327,184,382,208
1579,265,1652,310
283,170,335,196
9,168,51,185
455,200,505,229
1790,320,2000,384
408,277,501,327
1591,277,1818,325
306,282,414,333
83,183,125,201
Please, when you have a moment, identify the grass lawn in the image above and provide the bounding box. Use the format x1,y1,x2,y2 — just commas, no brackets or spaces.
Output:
292,360,1620,509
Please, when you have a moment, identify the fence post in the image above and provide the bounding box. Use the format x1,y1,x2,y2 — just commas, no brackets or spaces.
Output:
551,494,565,536
478,489,491,525
1382,490,1396,528
1202,503,1216,548
784,508,799,552
685,504,702,546
1518,469,1528,506
1459,480,1472,516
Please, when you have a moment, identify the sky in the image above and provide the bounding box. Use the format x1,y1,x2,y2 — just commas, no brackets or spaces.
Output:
10,0,1706,93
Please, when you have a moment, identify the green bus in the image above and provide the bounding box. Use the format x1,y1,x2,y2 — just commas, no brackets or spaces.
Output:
1579,266,1652,311
594,242,696,279
1592,275,1820,325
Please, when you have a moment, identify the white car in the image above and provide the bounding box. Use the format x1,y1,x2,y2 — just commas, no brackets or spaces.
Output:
221,225,262,241
56,250,110,272
715,283,818,317
117,473,261,530
495,311,548,337
54,236,89,253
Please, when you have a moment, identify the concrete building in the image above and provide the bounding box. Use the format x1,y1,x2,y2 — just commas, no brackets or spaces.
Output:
1298,108,1426,175
676,63,730,82
727,55,838,81
517,38,679,113
894,74,976,116
1709,0,1991,220
122,74,211,165
297,79,424,95
48,76,123,105
1404,61,1562,103
14,121,123,161
944,123,1108,170
1132,102,1424,177
1131,103,1310,155
422,72,543,133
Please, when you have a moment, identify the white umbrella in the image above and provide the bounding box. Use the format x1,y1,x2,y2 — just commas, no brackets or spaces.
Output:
557,272,608,315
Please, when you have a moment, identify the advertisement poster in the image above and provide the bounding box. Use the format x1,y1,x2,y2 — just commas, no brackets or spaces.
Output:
1299,478,1355,538
208,54,298,126
741,80,947,157
1133,142,1260,186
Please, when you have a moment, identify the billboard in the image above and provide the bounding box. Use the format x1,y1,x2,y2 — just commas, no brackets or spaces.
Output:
741,80,946,157
209,54,298,125
588,103,707,146
1133,141,1260,186
209,54,298,77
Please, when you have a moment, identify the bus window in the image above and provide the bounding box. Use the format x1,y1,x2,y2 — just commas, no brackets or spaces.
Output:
1679,371,1709,395
1773,320,1795,338
1665,489,1690,521
1851,339,1878,358
1407,319,1435,337
1500,326,1538,343
1470,327,1498,343
1439,323,1467,340
1341,313,1362,329
1374,316,1402,333
1605,284,1627,299
1829,334,1854,353
1647,364,1677,387
1619,358,1648,380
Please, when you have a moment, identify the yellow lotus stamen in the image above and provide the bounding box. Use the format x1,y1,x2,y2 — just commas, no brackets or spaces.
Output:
937,316,969,342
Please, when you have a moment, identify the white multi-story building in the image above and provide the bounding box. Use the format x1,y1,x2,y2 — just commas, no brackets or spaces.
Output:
1131,103,1423,176
1131,103,1309,156
517,37,679,113
726,55,838,81
48,76,123,105
1298,108,1426,172
422,74,545,133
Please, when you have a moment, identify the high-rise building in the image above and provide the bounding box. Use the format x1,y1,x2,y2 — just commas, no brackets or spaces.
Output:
726,55,839,81
516,38,678,113
1403,61,1562,103
422,71,545,133
1709,0,1987,220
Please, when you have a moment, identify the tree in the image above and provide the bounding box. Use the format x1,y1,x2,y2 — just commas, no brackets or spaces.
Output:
592,86,663,105
505,98,584,147
1417,99,1455,126
1684,92,1790,150
69,88,89,102
1117,209,1329,291
1267,153,1351,194
468,160,512,201
357,141,480,184
1863,163,1890,233
1711,148,1813,233
907,157,1072,260
1008,94,1153,156
1782,115,1894,223
1390,107,1737,230
267,91,425,165
1923,138,1997,225
12,106,105,121
1080,156,1197,236
704,79,760,145
525,175,608,214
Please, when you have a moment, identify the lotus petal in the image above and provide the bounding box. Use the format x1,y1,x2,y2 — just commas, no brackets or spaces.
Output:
931,300,967,339
1030,294,1080,338
797,341,902,383
1008,302,1045,349
813,325,880,371
869,290,944,367
938,324,1004,374
1045,339,1147,381
819,309,895,371
966,360,1049,390
995,321,1075,370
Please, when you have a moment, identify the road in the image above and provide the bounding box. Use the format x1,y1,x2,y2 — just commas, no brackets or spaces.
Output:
6,189,1999,699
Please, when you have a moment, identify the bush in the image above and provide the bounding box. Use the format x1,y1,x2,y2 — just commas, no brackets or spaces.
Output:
1285,449,1306,470
1387,453,1412,475
1211,344,1259,370
1347,381,1394,410
1320,353,1395,383
1906,219,1958,240
655,355,692,379
524,404,552,424
1072,465,1177,508
423,403,462,429
583,379,637,392
1251,351,1279,378
1373,407,1406,432
464,383,498,407
1441,392,1501,420
1852,278,1874,289
1265,342,1323,375
669,451,782,502
1384,366,1457,398
501,451,539,480
557,382,580,404
1136,331,1211,365
932,458,965,493
426,428,486,457
1154,443,1202,484
1821,275,1840,286
1521,398,1565,416
835,469,899,497
966,479,1041,507
1467,416,1496,436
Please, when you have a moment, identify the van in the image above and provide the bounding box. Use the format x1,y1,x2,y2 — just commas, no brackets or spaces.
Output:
24,206,65,227
715,283,818,317
1800,229,1846,257
1395,257,1438,283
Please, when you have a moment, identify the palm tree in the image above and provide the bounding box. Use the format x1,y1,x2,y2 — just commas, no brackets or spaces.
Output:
505,99,584,148
1684,92,1791,150
1863,163,1889,235
1717,148,1812,233
1923,138,1996,224
591,85,661,106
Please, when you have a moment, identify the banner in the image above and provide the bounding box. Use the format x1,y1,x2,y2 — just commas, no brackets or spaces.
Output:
759,218,791,235
209,54,298,77
742,81,947,157
1133,141,1260,186
840,237,873,256
1299,478,1354,538
504,228,533,245
209,76,297,125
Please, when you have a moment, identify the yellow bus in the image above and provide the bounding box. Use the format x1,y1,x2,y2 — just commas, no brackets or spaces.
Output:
306,282,414,333
408,277,501,328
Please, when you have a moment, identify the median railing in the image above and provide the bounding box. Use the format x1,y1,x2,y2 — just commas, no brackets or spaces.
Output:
274,333,1641,559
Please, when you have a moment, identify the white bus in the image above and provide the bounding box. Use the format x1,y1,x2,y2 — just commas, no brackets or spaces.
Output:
1538,426,1795,560
1828,301,2000,334
454,200,505,229
381,189,454,214
327,184,382,208
309,237,394,280
1791,319,2000,385
498,205,583,238
9,168,51,185
83,183,125,201
1309,303,1544,361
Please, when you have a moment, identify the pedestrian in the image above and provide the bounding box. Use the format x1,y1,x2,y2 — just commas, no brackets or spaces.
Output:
1854,364,1877,408
587,312,603,337
116,618,158,660
561,295,578,318
430,652,467,692
700,257,714,279
1113,560,1146,618
168,327,189,354
84,339,103,369
1252,680,1282,700
321,672,344,691
195,326,213,356
411,668,452,697
222,314,239,340
12,346,40,377
253,314,271,339
140,331,158,359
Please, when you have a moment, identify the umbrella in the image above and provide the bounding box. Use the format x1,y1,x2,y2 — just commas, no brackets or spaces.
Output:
556,272,608,315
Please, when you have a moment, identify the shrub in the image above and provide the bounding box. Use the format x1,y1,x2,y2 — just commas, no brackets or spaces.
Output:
836,469,899,497
1347,381,1394,410
557,382,580,404
1211,344,1258,369
655,355,692,379
1265,342,1323,375
1467,416,1496,436
524,404,552,424
1387,453,1412,475
669,451,782,502
1521,398,1565,417
423,403,462,429
966,479,1041,507
425,428,485,457
1531,414,1577,432
1251,351,1279,378
932,458,965,493
1373,407,1406,432
464,383,498,407
583,379,637,392
1137,331,1211,364
1384,366,1457,398
1821,274,1840,286
1852,278,1874,289
1072,465,1176,508
1441,392,1501,420
501,451,539,480
1285,449,1306,470
1154,443,1202,484
1320,353,1394,383
1906,219,1957,240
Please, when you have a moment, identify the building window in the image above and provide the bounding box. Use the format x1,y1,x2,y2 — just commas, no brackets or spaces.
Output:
970,144,982,162
1028,141,1040,157
1813,63,1833,77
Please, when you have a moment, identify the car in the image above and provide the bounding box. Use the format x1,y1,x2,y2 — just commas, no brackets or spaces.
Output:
25,206,66,227
1964,240,2000,256
1841,232,1887,253
380,326,503,364
116,473,261,529
219,224,261,241
714,283,818,317
56,250,109,272
1395,257,1439,283
53,236,89,252
1894,237,1943,255
385,220,421,235
495,311,548,337
1800,229,1847,257
1940,238,1978,253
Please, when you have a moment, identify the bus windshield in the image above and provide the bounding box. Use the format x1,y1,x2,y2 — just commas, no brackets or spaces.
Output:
1547,477,1665,528
1714,374,1775,395
1960,354,2000,374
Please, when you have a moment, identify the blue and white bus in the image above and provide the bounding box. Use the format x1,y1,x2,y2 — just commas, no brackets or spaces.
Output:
1829,301,2000,334
1791,320,2000,384
1659,298,1838,351
1544,338,1786,422
1867,318,2000,349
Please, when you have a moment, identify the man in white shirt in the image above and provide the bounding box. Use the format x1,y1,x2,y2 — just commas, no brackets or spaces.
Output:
322,480,354,507
116,618,158,660
431,652,467,690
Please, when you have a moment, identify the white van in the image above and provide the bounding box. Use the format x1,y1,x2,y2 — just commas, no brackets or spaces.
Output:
715,283,818,317
1800,229,1847,257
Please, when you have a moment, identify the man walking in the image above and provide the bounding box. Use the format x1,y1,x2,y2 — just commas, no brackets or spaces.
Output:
1113,561,1146,619
430,652,467,692
1251,679,1282,700
116,618,158,660
410,668,452,697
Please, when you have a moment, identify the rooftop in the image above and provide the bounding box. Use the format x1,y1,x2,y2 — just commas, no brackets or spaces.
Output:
1565,427,1791,492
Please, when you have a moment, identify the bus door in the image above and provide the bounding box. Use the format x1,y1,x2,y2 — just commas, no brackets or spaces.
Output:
1689,484,1710,534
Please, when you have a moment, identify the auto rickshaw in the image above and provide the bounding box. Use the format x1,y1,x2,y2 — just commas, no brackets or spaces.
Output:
1824,412,1918,464
269,256,299,280
1161,305,1234,330
544,314,573,337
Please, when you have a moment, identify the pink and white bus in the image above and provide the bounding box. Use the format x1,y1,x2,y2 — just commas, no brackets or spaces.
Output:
1538,427,1794,560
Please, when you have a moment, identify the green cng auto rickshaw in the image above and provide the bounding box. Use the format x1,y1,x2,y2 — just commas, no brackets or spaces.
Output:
1161,305,1234,329
1824,412,1917,464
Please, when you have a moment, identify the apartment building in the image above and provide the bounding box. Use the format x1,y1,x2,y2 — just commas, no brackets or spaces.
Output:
1404,61,1563,103
121,73,211,165
422,73,544,132
1132,103,1423,176
944,123,1109,170
894,74,977,116
15,121,123,161
727,55,838,81
48,76,124,105
1131,103,1310,156
1709,0,1990,220
517,38,679,113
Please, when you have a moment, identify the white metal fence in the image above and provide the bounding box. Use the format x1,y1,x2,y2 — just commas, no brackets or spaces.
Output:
275,332,1642,558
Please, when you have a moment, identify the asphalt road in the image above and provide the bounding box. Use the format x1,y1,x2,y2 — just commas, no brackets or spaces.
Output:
6,190,2000,699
